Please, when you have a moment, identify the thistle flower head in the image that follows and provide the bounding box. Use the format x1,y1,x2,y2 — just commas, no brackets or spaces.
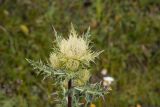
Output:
59,35,88,60
49,25,102,71
49,53,60,69
66,59,79,71
74,69,90,86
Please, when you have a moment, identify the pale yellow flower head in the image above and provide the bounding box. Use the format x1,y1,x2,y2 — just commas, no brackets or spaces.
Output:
58,26,89,60
49,53,60,69
59,35,88,60
66,59,79,71
49,25,102,71
74,69,90,86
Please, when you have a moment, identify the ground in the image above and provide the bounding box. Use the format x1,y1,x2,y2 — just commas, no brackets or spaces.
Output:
0,0,160,107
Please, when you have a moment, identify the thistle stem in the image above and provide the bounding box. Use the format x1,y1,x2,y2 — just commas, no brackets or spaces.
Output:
68,79,72,107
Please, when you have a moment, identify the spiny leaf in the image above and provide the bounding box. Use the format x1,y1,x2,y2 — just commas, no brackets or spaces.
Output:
26,58,65,78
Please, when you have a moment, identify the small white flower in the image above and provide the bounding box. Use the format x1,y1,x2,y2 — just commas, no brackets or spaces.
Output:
103,76,114,86
101,69,107,75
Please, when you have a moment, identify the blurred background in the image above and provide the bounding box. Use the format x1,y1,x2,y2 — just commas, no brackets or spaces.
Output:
0,0,160,107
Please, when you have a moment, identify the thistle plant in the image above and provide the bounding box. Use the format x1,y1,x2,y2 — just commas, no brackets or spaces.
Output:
26,25,114,107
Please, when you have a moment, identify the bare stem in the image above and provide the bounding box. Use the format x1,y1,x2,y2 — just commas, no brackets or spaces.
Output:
68,79,72,107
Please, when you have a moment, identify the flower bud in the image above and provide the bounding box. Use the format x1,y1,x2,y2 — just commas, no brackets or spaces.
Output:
75,69,90,86
66,59,79,71
49,53,60,69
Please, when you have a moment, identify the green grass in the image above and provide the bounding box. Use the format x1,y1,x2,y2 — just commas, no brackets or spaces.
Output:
0,0,160,107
